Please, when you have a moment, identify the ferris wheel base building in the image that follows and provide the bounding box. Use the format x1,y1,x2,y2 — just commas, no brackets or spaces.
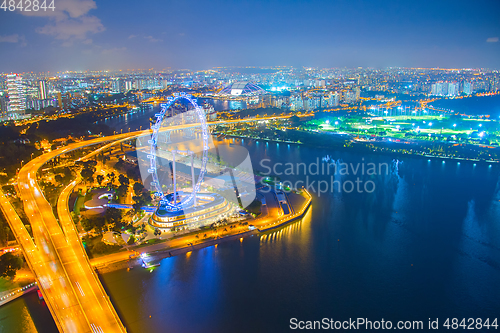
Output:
149,192,236,231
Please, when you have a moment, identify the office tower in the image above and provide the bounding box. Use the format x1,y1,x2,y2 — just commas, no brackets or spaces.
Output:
6,73,26,117
38,80,48,99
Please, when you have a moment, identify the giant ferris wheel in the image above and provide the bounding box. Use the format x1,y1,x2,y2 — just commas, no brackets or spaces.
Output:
147,93,209,213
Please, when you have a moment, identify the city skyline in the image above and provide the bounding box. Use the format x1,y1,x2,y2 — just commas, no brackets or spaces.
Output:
1,2,500,332
1,0,500,72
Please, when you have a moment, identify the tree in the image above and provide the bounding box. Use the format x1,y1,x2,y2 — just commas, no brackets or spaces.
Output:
96,174,104,186
132,188,152,212
54,174,64,185
118,174,129,186
141,191,151,204
104,208,122,228
0,213,9,247
81,167,95,184
132,201,143,212
133,182,145,196
106,172,115,186
116,184,128,198
92,217,106,233
0,253,23,279
127,235,135,245
81,216,106,233
62,167,72,180
80,217,93,232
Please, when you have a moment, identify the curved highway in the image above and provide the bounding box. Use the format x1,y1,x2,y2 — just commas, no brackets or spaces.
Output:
13,114,296,332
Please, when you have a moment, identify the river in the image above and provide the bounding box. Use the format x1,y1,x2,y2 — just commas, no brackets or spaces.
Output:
1,103,499,333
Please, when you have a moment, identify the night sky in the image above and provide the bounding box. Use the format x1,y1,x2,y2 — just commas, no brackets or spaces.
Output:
0,0,499,72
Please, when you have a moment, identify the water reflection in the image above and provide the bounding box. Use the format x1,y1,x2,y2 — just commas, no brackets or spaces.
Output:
3,134,500,333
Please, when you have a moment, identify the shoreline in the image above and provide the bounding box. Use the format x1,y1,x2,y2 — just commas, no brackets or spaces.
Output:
95,190,312,274
219,133,500,164
95,230,259,274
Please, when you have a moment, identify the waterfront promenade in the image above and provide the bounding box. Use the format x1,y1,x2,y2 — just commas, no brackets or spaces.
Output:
87,189,312,272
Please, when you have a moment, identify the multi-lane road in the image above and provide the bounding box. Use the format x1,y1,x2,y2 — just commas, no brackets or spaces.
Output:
18,141,129,332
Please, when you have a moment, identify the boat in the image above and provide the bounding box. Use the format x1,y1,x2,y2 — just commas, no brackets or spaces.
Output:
142,262,161,269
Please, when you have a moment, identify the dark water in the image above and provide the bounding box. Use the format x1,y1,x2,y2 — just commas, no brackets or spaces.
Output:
0,290,58,333
100,105,158,133
430,95,500,117
2,110,500,333
102,98,249,133
101,139,500,332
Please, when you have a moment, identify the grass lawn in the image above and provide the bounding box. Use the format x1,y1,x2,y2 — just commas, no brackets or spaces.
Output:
73,193,85,215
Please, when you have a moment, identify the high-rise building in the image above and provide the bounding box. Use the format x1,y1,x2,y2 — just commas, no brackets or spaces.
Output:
431,83,439,95
327,91,340,107
448,82,459,97
431,82,449,96
343,90,357,104
111,79,122,93
27,99,57,110
6,73,26,118
0,95,8,118
124,81,133,91
38,80,48,99
315,79,326,88
57,92,62,109
463,82,473,95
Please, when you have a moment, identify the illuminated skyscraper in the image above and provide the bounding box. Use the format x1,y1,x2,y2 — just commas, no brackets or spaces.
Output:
0,95,8,118
38,80,48,99
431,82,449,96
446,82,458,96
111,78,124,93
125,81,133,91
463,82,473,95
6,73,26,118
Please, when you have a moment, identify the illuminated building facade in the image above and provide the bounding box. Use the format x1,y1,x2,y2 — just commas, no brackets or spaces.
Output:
38,80,47,99
149,192,235,231
6,73,26,118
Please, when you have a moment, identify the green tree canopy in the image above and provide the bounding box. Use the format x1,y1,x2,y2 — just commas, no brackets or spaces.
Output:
0,253,23,279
